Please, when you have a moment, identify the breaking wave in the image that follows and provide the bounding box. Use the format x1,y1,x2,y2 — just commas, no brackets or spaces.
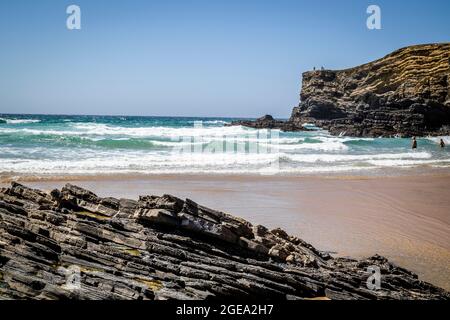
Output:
1,115,449,176
0,118,41,124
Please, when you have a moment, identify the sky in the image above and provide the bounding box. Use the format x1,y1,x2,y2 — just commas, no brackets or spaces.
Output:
0,0,449,118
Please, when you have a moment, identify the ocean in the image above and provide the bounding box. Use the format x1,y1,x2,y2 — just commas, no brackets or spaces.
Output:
1,114,449,178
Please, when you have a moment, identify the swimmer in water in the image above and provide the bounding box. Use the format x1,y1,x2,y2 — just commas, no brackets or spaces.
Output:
412,137,417,149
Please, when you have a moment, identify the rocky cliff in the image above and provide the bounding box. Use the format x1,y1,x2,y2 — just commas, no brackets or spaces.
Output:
0,182,448,300
229,44,450,137
290,43,450,137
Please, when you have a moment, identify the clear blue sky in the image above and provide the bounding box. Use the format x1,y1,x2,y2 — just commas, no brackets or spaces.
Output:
0,0,449,117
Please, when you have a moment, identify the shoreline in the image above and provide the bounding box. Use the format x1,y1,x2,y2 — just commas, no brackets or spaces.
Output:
2,166,450,183
2,172,449,290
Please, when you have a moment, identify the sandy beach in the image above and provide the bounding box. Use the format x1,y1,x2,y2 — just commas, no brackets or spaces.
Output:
2,173,449,290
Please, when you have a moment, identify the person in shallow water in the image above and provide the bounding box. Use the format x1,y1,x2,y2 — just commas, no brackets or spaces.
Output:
412,137,417,149
440,138,446,148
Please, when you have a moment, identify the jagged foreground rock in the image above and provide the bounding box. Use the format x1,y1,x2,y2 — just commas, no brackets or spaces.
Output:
0,183,448,300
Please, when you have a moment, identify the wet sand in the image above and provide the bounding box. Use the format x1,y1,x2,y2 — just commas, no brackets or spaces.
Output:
2,174,449,290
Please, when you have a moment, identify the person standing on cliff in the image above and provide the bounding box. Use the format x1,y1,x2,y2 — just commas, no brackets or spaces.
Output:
412,137,417,149
440,138,445,148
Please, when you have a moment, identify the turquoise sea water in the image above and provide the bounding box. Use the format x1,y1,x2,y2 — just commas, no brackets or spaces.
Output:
0,114,449,177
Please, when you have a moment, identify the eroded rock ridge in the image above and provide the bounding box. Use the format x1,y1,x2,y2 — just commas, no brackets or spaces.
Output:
0,183,448,300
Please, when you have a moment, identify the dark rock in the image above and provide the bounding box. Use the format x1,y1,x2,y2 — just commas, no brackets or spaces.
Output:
299,99,347,120
0,182,448,300
227,44,450,137
290,43,450,137
226,115,311,132
136,208,180,227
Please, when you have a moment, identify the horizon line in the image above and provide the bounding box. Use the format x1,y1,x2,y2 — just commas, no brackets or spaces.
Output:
0,112,291,120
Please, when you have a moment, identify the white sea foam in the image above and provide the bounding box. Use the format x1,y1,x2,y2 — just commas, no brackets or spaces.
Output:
69,122,253,138
0,118,41,124
192,120,230,125
284,152,432,163
1,119,449,176
367,159,450,167
0,124,351,152
426,136,450,144
1,148,447,176
0,123,253,138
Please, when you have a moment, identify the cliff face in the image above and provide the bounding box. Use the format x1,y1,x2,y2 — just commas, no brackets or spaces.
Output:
0,182,449,300
290,43,450,137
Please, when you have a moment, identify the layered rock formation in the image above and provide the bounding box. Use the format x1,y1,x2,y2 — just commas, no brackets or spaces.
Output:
231,44,450,137
0,182,448,300
291,43,450,137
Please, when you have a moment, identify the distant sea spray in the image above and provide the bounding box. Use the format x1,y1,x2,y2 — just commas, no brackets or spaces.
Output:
0,114,449,177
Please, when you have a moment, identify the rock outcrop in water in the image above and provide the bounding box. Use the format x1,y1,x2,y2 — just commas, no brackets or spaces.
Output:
231,44,450,137
0,182,448,300
226,115,308,132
